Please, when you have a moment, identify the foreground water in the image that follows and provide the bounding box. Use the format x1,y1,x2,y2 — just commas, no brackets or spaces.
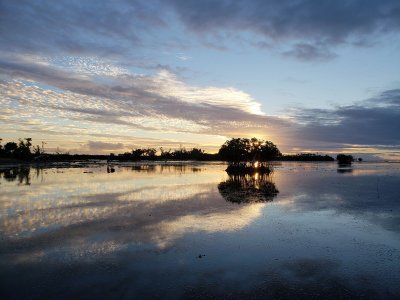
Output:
1,161,399,299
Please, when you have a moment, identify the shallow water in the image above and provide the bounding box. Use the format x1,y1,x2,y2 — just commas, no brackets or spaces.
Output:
1,161,400,299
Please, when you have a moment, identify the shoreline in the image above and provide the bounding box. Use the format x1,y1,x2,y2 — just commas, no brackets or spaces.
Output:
0,159,395,169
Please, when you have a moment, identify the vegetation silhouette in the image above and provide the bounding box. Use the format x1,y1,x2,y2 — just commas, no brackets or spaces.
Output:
0,138,44,161
115,147,218,161
218,138,280,174
0,167,31,185
218,173,279,204
336,154,354,165
0,137,343,165
219,138,281,163
278,153,334,161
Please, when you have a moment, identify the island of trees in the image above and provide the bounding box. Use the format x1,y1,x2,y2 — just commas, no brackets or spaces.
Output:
336,154,354,165
217,138,280,174
1,137,358,166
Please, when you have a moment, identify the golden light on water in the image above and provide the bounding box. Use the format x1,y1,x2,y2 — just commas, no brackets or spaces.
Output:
0,164,264,250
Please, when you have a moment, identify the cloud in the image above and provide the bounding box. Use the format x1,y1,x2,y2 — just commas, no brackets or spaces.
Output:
0,0,165,57
0,54,293,154
289,89,400,146
168,0,400,59
87,141,125,151
282,43,337,61
1,53,399,156
176,53,191,61
174,0,400,40
1,0,399,62
1,1,399,157
47,56,129,77
0,56,286,138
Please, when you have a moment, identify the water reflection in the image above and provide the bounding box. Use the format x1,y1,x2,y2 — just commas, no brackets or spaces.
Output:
106,165,115,173
218,173,279,203
1,162,400,299
0,167,32,185
126,163,202,174
0,163,264,248
337,165,353,173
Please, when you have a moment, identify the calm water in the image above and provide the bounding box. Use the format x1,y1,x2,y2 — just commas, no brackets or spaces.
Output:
1,161,400,299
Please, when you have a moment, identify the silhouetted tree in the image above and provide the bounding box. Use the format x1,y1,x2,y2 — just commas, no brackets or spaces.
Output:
188,148,204,160
33,145,43,156
4,142,18,157
0,138,3,157
132,148,145,159
259,141,281,161
218,138,250,164
336,154,354,164
130,148,157,159
160,147,172,159
15,138,32,159
218,137,281,165
143,148,157,158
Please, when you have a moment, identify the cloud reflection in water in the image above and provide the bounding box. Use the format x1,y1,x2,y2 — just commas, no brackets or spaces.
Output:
1,162,400,299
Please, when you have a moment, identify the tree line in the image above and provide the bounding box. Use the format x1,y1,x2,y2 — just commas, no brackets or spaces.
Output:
116,147,216,161
0,138,44,160
1,137,345,162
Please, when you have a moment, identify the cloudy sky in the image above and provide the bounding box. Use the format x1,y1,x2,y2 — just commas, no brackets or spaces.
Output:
1,0,399,159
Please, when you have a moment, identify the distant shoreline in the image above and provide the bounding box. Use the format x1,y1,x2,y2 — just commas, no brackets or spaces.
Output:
0,158,396,168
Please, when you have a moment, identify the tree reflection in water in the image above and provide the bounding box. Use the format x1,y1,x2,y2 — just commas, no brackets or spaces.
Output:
218,173,279,204
0,167,31,185
337,166,353,174
128,164,202,174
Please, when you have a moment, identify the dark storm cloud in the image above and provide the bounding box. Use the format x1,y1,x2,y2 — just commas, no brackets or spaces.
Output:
293,89,400,145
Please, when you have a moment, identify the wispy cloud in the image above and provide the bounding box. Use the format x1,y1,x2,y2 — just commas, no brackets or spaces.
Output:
1,51,399,155
282,43,337,61
176,53,191,61
0,56,287,152
87,141,125,151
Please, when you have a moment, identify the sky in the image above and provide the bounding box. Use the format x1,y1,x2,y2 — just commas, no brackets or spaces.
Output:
1,0,400,159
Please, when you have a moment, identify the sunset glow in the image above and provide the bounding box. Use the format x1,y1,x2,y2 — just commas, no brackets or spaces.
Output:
0,1,399,159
